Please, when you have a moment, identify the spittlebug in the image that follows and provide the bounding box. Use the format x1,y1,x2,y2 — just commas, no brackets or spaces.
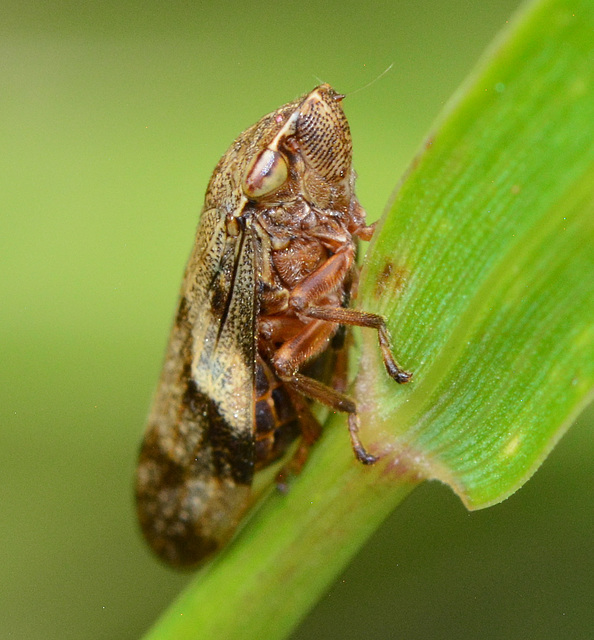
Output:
135,85,411,567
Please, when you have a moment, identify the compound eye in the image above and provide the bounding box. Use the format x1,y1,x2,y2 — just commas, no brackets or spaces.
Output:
243,149,288,198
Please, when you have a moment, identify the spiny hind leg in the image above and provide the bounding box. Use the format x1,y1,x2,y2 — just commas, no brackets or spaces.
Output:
280,371,377,465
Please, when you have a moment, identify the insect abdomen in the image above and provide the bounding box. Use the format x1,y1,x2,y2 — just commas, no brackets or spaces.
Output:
254,357,301,468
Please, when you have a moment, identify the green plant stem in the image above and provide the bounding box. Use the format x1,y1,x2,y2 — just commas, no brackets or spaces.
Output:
142,421,419,640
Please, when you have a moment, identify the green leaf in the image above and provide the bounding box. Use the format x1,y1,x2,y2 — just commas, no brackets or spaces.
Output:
357,0,594,508
142,0,594,638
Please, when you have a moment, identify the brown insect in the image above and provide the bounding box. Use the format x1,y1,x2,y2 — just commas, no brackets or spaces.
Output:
135,84,411,567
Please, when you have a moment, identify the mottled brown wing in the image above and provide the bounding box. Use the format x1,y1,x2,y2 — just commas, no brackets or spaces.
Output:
135,207,257,567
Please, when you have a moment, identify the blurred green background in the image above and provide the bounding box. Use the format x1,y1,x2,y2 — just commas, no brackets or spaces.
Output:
2,1,592,638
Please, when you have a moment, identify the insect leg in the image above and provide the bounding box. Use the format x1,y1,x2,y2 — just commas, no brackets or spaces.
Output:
300,306,412,384
272,318,338,378
288,246,354,313
282,372,377,465
272,321,377,464
276,387,324,483
285,243,412,383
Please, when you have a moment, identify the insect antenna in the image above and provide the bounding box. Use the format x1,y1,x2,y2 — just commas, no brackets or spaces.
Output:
343,63,395,97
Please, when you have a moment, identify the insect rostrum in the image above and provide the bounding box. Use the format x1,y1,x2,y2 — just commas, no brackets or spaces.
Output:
135,85,411,567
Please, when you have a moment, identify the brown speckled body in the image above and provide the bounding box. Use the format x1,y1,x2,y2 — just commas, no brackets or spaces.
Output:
135,85,411,567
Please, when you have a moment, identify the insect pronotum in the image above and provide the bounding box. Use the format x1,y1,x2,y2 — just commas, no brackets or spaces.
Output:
135,85,411,567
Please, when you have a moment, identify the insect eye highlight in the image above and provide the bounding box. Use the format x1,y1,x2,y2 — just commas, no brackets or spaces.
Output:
243,149,288,198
